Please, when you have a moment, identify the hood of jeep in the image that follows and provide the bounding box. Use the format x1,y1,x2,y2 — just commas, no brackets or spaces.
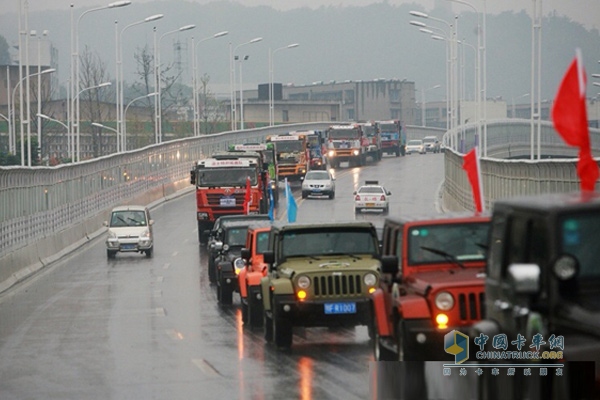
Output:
406,268,485,294
277,255,380,277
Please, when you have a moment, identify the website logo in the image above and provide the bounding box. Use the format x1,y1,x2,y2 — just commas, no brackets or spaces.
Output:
445,330,469,364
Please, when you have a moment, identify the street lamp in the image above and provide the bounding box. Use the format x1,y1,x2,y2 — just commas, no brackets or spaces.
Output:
230,37,263,130
72,1,131,164
73,82,112,162
32,29,49,161
37,113,68,161
269,43,299,126
11,68,55,166
237,55,249,130
156,24,196,143
123,92,157,151
192,31,228,136
117,14,163,151
421,84,441,126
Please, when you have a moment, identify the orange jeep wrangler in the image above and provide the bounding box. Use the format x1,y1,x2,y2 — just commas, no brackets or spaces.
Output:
238,221,273,327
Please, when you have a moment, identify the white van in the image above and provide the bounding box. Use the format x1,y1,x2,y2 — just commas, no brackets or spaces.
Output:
104,205,154,258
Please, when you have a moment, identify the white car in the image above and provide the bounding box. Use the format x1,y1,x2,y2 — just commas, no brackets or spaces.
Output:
422,136,441,153
104,205,154,258
354,181,391,214
301,170,336,199
405,139,425,155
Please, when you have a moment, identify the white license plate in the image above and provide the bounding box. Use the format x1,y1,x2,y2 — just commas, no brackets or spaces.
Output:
220,197,236,207
324,302,356,314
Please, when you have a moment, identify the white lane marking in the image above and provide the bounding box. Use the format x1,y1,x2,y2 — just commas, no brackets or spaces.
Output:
192,359,221,377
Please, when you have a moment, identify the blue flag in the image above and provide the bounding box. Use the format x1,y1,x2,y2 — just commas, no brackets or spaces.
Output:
285,178,297,223
268,183,275,221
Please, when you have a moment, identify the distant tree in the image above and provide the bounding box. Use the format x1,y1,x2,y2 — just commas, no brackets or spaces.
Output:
0,35,11,65
79,46,115,158
198,73,226,134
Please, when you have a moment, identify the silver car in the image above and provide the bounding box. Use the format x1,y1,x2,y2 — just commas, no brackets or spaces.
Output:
104,205,154,258
301,170,336,199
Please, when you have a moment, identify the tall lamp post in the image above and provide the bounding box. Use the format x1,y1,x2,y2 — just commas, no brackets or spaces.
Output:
123,92,157,151
230,37,263,131
37,113,69,161
117,14,163,151
156,24,196,143
72,1,131,163
269,43,299,126
11,68,55,166
73,82,111,162
421,84,441,127
32,29,49,161
237,55,249,130
192,31,228,136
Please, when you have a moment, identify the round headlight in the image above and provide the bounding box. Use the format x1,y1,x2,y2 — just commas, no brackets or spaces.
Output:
435,292,455,311
328,150,335,157
553,255,578,280
297,276,311,289
353,149,360,156
234,257,245,271
363,273,377,286
223,244,230,252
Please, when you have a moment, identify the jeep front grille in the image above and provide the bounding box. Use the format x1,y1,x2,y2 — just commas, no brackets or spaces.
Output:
458,292,485,321
313,274,363,297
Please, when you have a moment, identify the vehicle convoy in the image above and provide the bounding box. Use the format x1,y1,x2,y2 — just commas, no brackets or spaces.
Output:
471,193,600,398
212,219,268,304
326,124,370,168
260,221,398,349
301,170,336,199
372,213,491,361
190,155,264,243
354,180,391,214
206,214,271,283
230,143,280,205
104,205,154,259
291,130,327,170
266,133,309,182
376,120,405,157
358,121,382,162
238,222,273,327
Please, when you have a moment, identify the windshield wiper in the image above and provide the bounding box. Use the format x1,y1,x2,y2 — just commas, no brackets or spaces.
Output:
420,246,466,269
326,252,361,260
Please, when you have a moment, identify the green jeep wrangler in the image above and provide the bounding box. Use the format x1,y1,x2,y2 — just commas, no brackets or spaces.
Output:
260,221,397,349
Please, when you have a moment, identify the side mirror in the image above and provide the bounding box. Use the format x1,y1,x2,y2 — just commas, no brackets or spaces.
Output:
387,191,391,196
380,255,399,275
508,263,540,295
353,191,357,195
241,248,251,261
263,250,275,271
149,219,154,226
190,170,196,185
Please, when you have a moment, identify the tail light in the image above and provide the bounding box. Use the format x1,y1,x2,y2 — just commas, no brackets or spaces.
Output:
380,195,386,201
355,195,360,201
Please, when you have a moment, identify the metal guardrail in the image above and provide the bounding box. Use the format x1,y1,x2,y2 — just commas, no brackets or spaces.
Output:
442,118,600,212
0,123,331,260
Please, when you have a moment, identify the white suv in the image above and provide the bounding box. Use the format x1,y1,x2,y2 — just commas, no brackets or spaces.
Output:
105,205,154,259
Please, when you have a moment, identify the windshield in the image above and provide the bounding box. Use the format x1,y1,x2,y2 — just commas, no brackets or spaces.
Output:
110,210,147,227
407,140,422,146
423,137,436,144
378,123,397,133
362,125,377,137
560,212,600,279
225,227,248,247
274,141,304,153
281,228,378,258
328,128,360,139
408,222,489,265
197,168,258,187
381,133,398,141
305,171,330,180
256,231,270,254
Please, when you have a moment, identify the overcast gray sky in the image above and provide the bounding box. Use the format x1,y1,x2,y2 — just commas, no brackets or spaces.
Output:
6,0,600,30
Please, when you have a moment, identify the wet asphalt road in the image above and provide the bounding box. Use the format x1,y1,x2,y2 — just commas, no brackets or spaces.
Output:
0,152,446,399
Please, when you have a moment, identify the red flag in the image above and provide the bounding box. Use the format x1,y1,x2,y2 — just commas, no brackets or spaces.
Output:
551,50,599,191
462,147,484,213
243,176,251,214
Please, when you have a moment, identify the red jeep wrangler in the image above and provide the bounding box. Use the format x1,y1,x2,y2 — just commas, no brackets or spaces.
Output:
372,212,491,360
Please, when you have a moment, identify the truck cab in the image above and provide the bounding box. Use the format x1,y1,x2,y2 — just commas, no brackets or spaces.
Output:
373,212,491,360
472,192,600,397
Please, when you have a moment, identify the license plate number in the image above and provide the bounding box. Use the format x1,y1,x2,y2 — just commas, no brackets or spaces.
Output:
324,302,356,314
366,203,375,207
121,244,136,250
220,196,236,207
